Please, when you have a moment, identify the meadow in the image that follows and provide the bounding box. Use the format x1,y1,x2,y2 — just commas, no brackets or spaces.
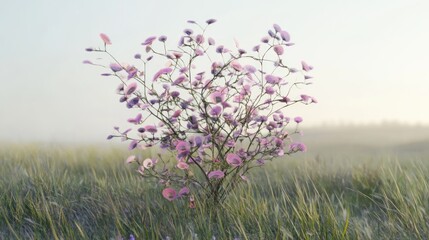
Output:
1,124,429,239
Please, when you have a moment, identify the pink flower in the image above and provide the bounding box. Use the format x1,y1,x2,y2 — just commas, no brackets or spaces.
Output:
210,105,223,116
100,33,111,45
265,86,275,95
172,75,187,85
143,158,155,169
231,61,242,71
210,91,226,103
127,113,142,124
208,170,225,179
273,45,284,55
153,67,172,81
294,116,303,123
226,153,243,167
177,162,189,170
289,142,307,152
125,155,136,164
144,125,157,134
124,82,138,95
162,188,177,201
171,110,181,118
301,61,313,72
265,75,281,84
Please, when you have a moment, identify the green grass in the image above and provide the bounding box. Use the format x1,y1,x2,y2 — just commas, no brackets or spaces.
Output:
1,143,429,239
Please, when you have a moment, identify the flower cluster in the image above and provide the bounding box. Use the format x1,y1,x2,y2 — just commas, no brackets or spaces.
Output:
85,19,316,206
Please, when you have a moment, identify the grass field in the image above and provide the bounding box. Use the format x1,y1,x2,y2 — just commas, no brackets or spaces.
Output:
1,125,429,239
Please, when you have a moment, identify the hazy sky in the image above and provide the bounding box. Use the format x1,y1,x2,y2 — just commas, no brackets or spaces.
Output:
1,0,428,142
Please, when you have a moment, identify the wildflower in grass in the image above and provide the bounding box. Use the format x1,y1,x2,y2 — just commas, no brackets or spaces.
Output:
126,155,136,164
208,170,225,179
143,158,155,169
87,20,316,207
162,188,177,201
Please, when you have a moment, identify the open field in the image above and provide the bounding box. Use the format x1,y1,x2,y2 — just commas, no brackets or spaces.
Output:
1,125,429,239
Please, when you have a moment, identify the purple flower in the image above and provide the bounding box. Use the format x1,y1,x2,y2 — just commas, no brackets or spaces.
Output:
216,45,224,53
124,82,138,95
153,67,172,81
128,140,138,150
289,142,307,152
300,94,310,102
172,75,187,85
85,48,93,52
210,105,222,116
294,116,303,123
226,153,243,167
134,53,141,59
261,36,269,43
144,125,157,134
195,34,204,44
107,135,114,140
171,91,180,98
304,75,313,80
158,35,167,42
82,60,93,64
142,36,157,45
253,45,260,52
109,63,122,72
280,31,290,42
206,18,217,25
183,29,193,35
208,170,225,179
176,141,190,159
208,37,215,45
265,75,281,84
273,23,282,32
265,86,275,95
178,187,190,197
244,65,257,74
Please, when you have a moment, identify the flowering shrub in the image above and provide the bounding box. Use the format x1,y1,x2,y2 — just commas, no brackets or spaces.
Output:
85,19,316,207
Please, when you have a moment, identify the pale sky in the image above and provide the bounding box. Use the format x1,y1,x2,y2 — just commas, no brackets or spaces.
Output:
0,0,428,142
